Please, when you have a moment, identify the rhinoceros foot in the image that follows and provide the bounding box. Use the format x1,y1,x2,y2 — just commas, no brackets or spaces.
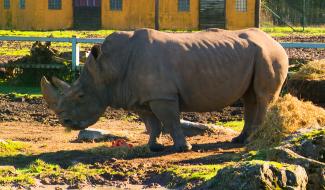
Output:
149,143,165,152
231,132,248,144
172,142,192,152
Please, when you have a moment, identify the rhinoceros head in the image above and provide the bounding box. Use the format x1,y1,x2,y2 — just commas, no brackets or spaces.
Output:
41,45,106,130
41,31,134,130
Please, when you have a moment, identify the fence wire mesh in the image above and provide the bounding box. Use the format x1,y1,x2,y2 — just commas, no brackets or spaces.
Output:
261,0,325,28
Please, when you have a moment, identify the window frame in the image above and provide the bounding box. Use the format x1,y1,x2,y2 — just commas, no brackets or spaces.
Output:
19,0,26,9
110,0,122,11
178,0,190,12
4,0,10,9
48,0,62,10
236,0,247,12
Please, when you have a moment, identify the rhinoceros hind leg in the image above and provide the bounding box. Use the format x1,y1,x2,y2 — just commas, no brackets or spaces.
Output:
149,100,192,152
232,85,257,144
140,112,165,152
233,54,287,143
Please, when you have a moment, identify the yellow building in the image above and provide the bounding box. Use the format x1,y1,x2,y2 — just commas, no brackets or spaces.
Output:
0,0,260,30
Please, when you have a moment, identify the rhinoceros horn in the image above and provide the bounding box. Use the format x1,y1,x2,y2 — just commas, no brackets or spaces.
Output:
51,76,70,93
41,76,60,108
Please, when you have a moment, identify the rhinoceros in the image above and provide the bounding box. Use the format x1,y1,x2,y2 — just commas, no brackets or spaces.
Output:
41,28,288,152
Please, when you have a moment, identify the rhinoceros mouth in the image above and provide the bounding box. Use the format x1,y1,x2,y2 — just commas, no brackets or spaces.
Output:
60,117,97,130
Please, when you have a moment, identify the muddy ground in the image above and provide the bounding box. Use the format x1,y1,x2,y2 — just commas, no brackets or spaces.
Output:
0,95,244,126
0,95,244,189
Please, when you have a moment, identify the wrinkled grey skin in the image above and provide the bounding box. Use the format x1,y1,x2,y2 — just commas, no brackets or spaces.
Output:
41,28,288,152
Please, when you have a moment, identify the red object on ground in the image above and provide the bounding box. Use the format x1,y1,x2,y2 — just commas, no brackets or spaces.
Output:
111,139,133,148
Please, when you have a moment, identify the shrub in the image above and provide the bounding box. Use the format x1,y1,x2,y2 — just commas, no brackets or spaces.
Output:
4,41,73,86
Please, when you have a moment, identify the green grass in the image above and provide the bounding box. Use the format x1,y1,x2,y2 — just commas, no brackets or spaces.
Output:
0,81,41,97
0,159,106,187
0,30,115,38
0,27,324,39
216,120,244,132
0,140,28,157
290,129,325,145
0,166,35,187
165,164,228,182
0,30,116,56
0,47,30,56
0,27,323,56
163,163,234,188
261,26,325,37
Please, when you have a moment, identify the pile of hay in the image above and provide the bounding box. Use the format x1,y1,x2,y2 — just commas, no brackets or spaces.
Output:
249,94,325,149
291,59,325,81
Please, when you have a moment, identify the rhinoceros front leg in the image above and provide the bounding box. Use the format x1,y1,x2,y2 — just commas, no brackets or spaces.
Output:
139,112,165,152
149,100,192,152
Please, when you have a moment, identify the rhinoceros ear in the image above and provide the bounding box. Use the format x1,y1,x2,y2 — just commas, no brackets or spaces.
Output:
90,44,101,60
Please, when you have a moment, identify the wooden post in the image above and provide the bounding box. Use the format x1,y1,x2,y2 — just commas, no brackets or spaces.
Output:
71,35,80,76
155,0,159,30
255,0,261,28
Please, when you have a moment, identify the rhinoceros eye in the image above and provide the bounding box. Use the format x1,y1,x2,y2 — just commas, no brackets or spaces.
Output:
78,93,85,99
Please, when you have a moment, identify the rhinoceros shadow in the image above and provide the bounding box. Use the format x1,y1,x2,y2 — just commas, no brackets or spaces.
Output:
0,141,243,169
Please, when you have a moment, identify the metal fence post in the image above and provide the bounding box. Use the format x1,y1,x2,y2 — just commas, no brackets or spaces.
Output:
71,35,80,72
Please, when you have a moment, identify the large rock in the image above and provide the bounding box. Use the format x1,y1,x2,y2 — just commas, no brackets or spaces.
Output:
267,147,325,190
269,129,325,190
203,161,308,190
169,120,238,137
77,128,124,142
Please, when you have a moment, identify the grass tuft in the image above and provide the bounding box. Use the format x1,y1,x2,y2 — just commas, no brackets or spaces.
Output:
165,164,228,181
0,166,35,186
0,140,28,157
216,120,244,132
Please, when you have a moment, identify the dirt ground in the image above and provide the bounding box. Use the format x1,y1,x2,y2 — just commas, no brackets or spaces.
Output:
0,34,323,189
0,95,244,189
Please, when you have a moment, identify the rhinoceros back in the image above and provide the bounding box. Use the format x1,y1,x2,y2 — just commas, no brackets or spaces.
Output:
109,28,287,112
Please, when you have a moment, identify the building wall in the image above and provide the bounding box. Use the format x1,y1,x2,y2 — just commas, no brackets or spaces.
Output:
0,0,72,30
159,0,198,30
0,0,14,28
0,0,257,30
102,0,155,30
226,0,256,30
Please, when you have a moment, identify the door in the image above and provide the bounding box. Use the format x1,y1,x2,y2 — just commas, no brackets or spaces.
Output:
73,0,101,30
199,0,225,29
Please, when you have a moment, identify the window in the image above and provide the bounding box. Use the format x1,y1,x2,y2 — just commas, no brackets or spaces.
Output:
48,0,62,10
75,0,100,7
178,0,190,12
4,0,10,9
19,0,25,9
236,0,247,12
110,0,122,10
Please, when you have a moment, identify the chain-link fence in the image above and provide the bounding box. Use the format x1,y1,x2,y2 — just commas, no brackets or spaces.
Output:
261,0,325,28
